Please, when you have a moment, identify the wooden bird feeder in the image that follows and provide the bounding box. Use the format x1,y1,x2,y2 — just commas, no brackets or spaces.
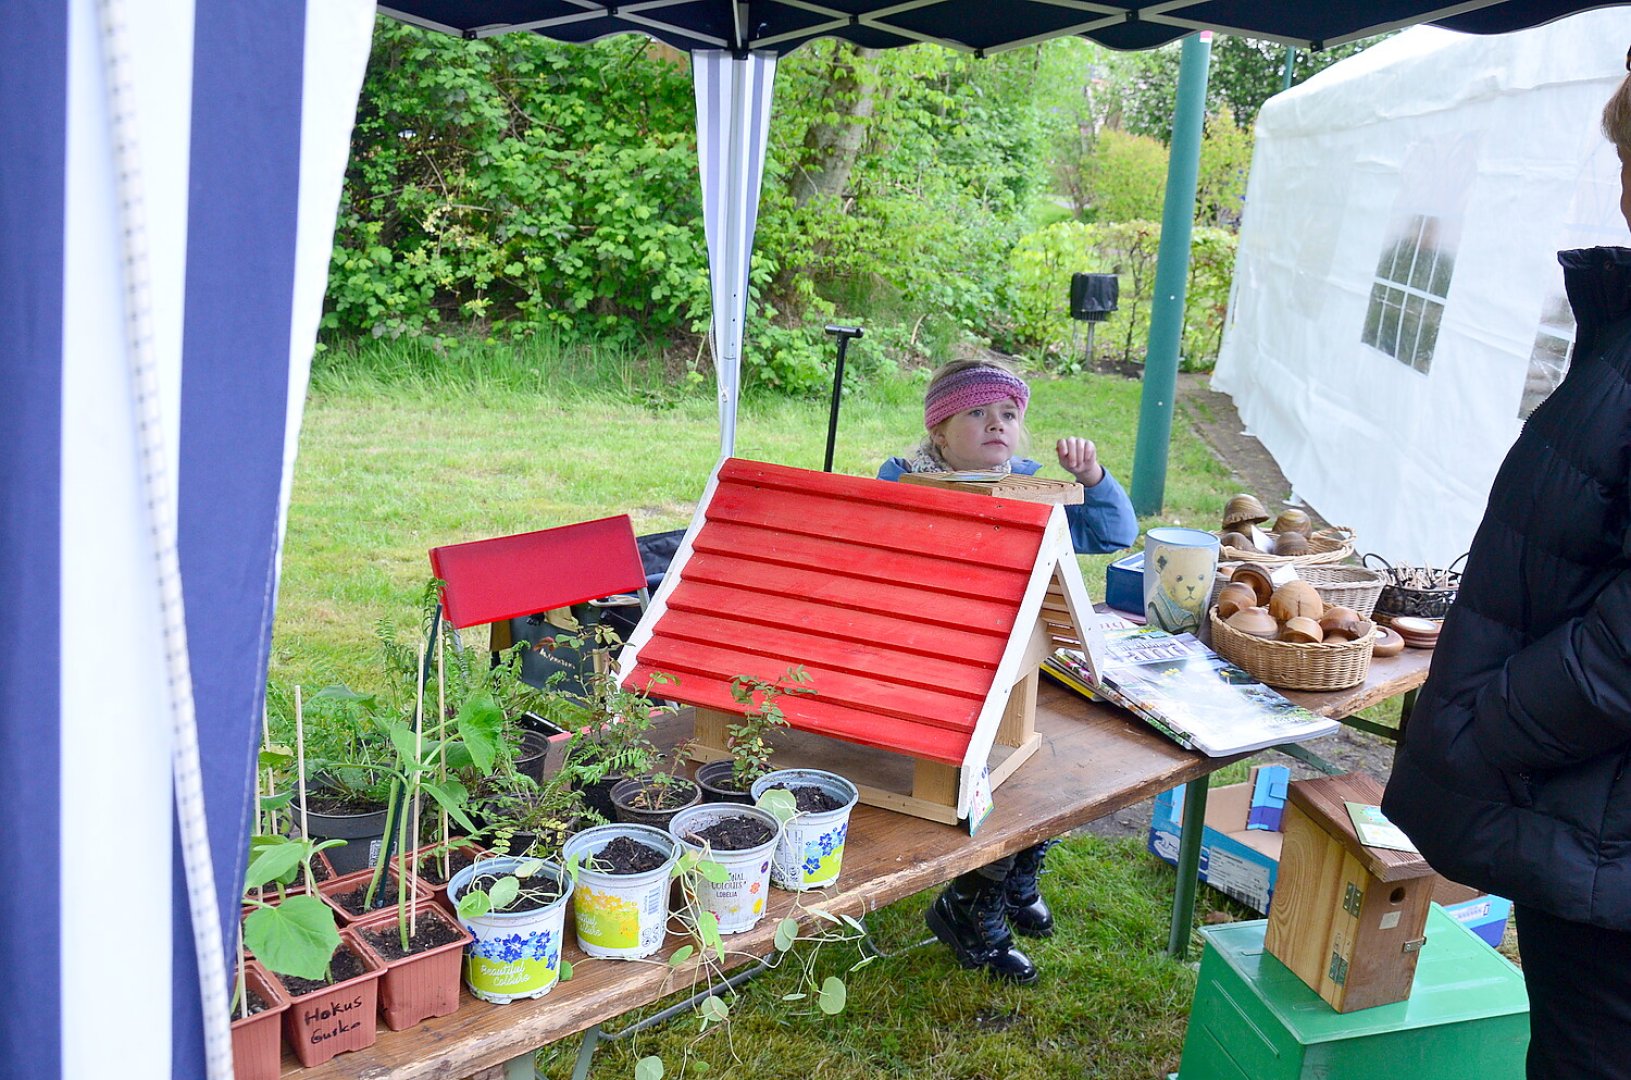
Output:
615,458,1106,825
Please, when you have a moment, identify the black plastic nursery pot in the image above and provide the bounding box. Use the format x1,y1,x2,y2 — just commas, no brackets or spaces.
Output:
610,775,703,830
298,800,388,876
695,760,754,805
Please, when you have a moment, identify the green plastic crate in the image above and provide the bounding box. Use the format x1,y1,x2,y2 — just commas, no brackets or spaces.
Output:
1177,905,1528,1080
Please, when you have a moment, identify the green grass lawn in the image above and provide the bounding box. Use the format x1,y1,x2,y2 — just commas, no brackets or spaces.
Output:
272,346,1244,1079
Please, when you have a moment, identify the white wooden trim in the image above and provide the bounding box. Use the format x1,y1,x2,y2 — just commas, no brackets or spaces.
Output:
954,510,1073,817
613,454,727,688
1048,505,1108,683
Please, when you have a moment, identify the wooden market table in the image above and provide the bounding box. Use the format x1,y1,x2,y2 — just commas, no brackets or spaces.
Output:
284,647,1433,1080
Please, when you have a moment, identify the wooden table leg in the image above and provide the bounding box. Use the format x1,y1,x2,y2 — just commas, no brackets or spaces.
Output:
1166,777,1210,960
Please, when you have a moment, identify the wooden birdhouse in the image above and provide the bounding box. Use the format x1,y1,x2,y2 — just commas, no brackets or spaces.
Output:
614,458,1106,824
1265,773,1440,1012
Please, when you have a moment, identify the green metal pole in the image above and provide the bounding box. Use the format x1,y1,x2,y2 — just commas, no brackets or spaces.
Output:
1167,777,1210,959
1130,32,1212,517
1281,46,1297,93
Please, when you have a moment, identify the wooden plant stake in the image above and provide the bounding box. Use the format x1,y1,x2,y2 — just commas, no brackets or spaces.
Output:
295,685,311,892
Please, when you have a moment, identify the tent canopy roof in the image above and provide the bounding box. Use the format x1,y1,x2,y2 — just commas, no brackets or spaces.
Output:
380,0,1613,55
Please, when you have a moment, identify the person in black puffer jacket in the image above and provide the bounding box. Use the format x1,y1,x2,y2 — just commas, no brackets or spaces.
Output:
1383,63,1631,1080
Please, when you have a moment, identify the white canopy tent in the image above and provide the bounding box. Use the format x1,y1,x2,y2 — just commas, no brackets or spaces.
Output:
1213,8,1631,565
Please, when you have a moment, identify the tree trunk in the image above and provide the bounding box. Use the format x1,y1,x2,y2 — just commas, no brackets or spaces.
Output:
790,46,880,209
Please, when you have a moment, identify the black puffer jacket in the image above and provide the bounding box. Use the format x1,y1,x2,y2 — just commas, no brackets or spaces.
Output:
1384,247,1631,929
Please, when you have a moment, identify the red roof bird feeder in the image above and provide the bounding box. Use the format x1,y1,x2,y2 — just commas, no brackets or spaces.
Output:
616,458,1106,824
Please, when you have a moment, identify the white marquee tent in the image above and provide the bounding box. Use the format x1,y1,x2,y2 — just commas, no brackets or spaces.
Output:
1213,7,1631,566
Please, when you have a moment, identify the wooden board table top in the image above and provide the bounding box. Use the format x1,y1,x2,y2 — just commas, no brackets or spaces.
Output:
282,648,1434,1080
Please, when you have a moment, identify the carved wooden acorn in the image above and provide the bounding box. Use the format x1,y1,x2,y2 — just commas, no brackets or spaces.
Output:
1215,581,1259,620
1273,531,1311,556
1267,580,1323,623
1225,606,1279,638
1230,563,1275,606
1222,493,1270,529
1281,616,1324,644
1272,508,1313,537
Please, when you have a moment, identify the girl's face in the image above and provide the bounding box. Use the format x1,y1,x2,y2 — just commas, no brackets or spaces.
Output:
934,397,1022,470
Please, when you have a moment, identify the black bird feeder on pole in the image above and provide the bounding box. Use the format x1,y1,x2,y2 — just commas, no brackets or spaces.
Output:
1069,273,1119,368
822,324,864,472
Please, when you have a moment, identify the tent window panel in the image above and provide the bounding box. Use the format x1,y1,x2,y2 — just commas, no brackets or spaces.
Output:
1362,283,1387,347
1400,293,1425,366
1519,331,1573,419
1429,248,1456,298
1416,301,1443,373
1361,212,1455,371
1378,287,1405,357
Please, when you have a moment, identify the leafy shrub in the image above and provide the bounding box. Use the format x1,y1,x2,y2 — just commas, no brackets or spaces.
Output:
1000,219,1236,371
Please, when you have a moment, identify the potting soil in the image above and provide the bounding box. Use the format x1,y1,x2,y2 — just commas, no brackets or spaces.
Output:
278,945,369,997
594,835,668,873
765,782,843,814
683,816,775,851
466,871,563,912
333,877,411,917
415,847,478,886
360,914,464,960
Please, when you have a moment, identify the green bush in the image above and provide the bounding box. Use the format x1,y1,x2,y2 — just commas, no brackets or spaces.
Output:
1000,219,1235,371
1087,130,1168,223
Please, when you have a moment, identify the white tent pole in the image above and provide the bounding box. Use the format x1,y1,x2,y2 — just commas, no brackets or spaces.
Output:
693,50,776,459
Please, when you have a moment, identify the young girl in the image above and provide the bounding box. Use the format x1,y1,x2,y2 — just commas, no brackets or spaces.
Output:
879,357,1137,984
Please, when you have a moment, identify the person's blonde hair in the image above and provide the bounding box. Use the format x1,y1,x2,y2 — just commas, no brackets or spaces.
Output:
1603,72,1631,156
914,356,1032,460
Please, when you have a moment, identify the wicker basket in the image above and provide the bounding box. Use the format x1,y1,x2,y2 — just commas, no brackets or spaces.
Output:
1207,561,1385,617
1208,609,1376,691
1295,564,1386,617
1220,527,1355,567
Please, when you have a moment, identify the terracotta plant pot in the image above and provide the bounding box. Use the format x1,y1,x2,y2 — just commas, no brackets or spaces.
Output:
243,848,338,907
610,774,702,830
276,931,385,1067
230,959,290,1080
694,759,754,805
409,839,489,917
318,862,438,926
351,898,473,1030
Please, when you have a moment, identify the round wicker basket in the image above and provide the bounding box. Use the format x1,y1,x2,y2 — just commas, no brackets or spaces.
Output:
1295,564,1386,617
1219,527,1355,567
1208,608,1376,691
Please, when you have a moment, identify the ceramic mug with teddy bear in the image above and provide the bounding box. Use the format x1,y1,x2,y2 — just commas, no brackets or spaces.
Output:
1142,528,1220,635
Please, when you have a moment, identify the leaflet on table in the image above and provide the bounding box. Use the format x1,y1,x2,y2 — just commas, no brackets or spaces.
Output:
1047,626,1339,756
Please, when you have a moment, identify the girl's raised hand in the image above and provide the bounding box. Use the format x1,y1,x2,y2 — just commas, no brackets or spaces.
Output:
1056,437,1105,488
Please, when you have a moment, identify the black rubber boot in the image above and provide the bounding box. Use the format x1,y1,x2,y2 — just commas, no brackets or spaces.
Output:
1004,841,1056,938
925,871,1039,984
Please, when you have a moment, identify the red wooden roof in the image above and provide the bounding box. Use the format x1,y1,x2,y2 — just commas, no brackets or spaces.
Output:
622,459,1057,765
430,516,645,630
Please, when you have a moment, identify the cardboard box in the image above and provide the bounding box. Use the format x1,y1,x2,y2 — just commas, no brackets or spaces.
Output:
1148,770,1286,915
1148,771,1511,949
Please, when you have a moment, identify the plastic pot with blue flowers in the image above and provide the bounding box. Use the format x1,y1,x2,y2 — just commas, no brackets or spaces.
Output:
750,769,859,891
450,855,576,1003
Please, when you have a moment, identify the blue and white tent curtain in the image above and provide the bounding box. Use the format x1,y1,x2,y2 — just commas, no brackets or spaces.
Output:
0,2,374,1077
693,50,777,457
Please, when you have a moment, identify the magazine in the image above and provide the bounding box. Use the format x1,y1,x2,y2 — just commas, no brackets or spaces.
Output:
1043,626,1339,756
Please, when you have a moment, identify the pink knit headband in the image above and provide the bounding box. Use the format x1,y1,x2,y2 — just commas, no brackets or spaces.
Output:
924,367,1031,430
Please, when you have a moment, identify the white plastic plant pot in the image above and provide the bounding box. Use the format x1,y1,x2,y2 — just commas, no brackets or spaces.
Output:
751,769,860,891
447,856,574,1004
561,823,678,960
667,803,781,935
